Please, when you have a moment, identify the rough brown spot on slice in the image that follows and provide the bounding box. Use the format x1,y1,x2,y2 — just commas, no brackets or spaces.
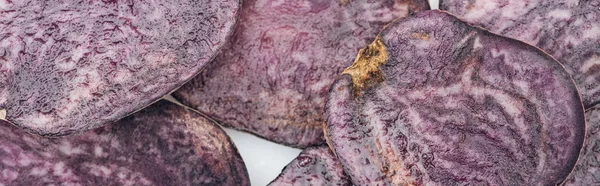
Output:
342,36,389,93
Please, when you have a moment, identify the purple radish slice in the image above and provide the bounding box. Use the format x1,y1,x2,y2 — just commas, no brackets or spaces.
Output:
172,0,430,148
0,0,240,136
325,10,584,185
440,0,600,108
0,100,249,185
563,105,600,185
269,146,351,186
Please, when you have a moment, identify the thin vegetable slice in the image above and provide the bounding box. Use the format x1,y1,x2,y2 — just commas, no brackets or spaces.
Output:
172,0,430,148
0,0,240,136
0,100,249,185
563,105,600,185
440,0,600,108
326,10,584,185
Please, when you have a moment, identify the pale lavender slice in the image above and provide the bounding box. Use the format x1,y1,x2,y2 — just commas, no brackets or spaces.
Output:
563,105,600,185
0,100,249,185
268,146,351,186
0,0,240,136
440,0,600,108
172,0,430,148
325,10,584,185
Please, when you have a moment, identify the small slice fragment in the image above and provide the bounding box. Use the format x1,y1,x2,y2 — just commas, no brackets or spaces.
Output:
269,146,351,186
0,0,240,136
326,10,584,185
440,0,600,108
0,100,249,185
172,0,430,148
562,105,600,185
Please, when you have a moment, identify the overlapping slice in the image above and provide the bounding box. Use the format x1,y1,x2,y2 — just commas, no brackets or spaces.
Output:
326,10,584,185
269,146,351,186
0,0,240,136
563,105,600,185
0,100,249,185
440,0,600,108
172,0,430,148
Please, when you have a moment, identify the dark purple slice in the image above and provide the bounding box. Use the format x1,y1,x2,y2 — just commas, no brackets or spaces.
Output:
0,100,249,185
440,0,600,108
0,0,240,136
172,0,430,148
269,146,351,186
563,105,600,185
325,10,584,185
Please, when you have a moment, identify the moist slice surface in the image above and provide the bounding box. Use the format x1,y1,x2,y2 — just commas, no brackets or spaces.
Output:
326,10,584,185
269,146,351,186
173,0,429,148
0,0,240,136
440,0,600,108
0,100,249,185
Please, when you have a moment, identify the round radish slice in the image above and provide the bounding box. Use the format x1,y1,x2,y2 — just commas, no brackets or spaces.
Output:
269,146,351,186
325,10,585,185
172,0,430,148
0,100,249,185
0,0,240,136
440,0,600,108
563,105,600,185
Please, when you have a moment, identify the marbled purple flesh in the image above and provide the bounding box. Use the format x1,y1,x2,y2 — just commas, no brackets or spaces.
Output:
0,0,240,136
326,10,584,185
563,105,600,185
440,0,600,108
269,146,351,186
172,0,430,148
0,100,249,185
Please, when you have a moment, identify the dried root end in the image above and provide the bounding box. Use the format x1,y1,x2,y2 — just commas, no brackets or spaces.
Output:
342,36,389,93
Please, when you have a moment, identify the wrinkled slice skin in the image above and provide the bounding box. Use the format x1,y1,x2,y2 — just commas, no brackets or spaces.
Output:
440,0,600,108
0,100,249,186
0,0,240,136
326,10,585,185
269,146,352,186
563,105,600,185
172,0,429,148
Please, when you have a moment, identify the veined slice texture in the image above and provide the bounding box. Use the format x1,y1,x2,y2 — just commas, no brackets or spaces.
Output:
440,0,600,108
0,0,240,136
0,100,249,185
563,105,600,185
269,146,351,186
326,10,584,185
172,0,430,148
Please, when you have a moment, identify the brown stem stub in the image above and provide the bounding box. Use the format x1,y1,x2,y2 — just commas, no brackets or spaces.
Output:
342,36,389,93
